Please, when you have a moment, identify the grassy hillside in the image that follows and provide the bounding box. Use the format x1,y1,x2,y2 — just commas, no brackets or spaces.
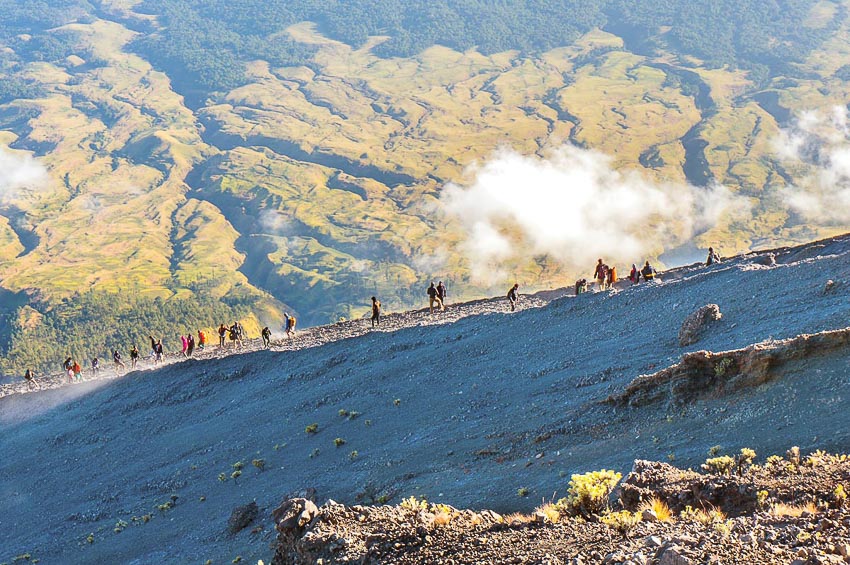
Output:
0,0,849,372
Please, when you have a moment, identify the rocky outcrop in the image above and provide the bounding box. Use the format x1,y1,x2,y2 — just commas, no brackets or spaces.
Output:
269,452,850,564
608,327,850,407
678,304,722,346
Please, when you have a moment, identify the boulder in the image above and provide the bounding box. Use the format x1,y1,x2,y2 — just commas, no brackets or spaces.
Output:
678,304,722,347
228,501,259,534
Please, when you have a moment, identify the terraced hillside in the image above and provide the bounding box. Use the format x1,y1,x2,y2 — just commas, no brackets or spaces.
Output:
1,0,850,372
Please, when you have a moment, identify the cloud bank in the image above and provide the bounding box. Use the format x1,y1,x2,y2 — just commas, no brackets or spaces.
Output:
441,145,745,281
0,148,49,203
775,106,850,224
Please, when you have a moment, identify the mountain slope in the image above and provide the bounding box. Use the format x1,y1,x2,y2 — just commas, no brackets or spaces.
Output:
1,1,850,373
1,234,849,563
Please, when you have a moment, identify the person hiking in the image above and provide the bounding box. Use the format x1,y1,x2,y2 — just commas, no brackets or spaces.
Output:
148,334,158,358
197,329,206,351
371,296,381,327
180,335,188,357
607,265,618,288
24,368,39,390
575,278,587,295
63,356,74,382
706,247,720,266
629,263,640,284
236,321,245,348
507,283,519,311
91,357,100,376
641,260,657,281
130,345,139,369
218,324,227,348
594,259,607,291
285,315,296,339
153,340,164,364
113,350,125,373
72,360,83,381
187,333,195,357
437,281,447,305
261,326,271,348
427,282,444,313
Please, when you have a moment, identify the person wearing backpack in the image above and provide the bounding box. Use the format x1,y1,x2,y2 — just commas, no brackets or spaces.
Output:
113,350,125,374
153,340,164,364
198,329,206,351
427,282,444,313
641,260,657,281
91,357,100,375
285,315,297,339
594,259,607,291
607,265,618,288
187,334,195,357
706,247,720,266
437,281,447,305
24,368,39,390
261,326,271,348
72,360,83,381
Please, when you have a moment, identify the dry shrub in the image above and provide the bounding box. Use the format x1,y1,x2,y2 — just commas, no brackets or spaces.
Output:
433,511,453,527
680,505,726,525
600,510,641,534
535,503,561,524
504,512,534,524
769,501,819,518
639,497,673,522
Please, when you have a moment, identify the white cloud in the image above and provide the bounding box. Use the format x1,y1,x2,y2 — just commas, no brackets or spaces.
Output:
0,148,49,203
441,145,747,281
776,106,850,224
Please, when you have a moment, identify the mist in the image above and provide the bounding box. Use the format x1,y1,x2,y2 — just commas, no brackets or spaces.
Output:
775,106,850,224
441,145,746,281
0,148,49,203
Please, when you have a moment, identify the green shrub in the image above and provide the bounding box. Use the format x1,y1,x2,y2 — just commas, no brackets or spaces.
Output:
736,448,756,475
600,510,641,534
252,459,265,471
305,423,319,434
556,469,622,518
334,437,346,447
701,455,735,475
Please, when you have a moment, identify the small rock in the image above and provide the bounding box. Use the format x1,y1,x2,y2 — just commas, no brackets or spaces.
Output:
646,536,664,548
739,533,757,545
837,544,850,557
658,546,693,565
641,509,658,522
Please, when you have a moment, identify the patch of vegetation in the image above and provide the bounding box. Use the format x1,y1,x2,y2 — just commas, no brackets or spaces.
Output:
600,510,641,534
556,469,622,518
305,424,319,434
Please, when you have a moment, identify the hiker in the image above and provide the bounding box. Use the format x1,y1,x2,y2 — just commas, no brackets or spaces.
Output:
437,281,447,305
285,314,297,339
575,278,587,295
180,334,188,357
218,324,227,348
427,282,444,313
113,350,125,373
72,360,83,381
236,321,245,348
187,334,195,357
594,259,607,291
706,247,720,266
63,356,74,382
148,334,157,358
198,329,206,350
641,260,657,282
261,326,271,348
91,357,100,375
629,263,640,284
371,296,381,327
153,340,164,364
507,283,519,311
130,345,139,369
607,265,618,288
24,368,39,390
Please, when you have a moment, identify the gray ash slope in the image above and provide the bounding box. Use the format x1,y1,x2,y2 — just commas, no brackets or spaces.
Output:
2,235,850,564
